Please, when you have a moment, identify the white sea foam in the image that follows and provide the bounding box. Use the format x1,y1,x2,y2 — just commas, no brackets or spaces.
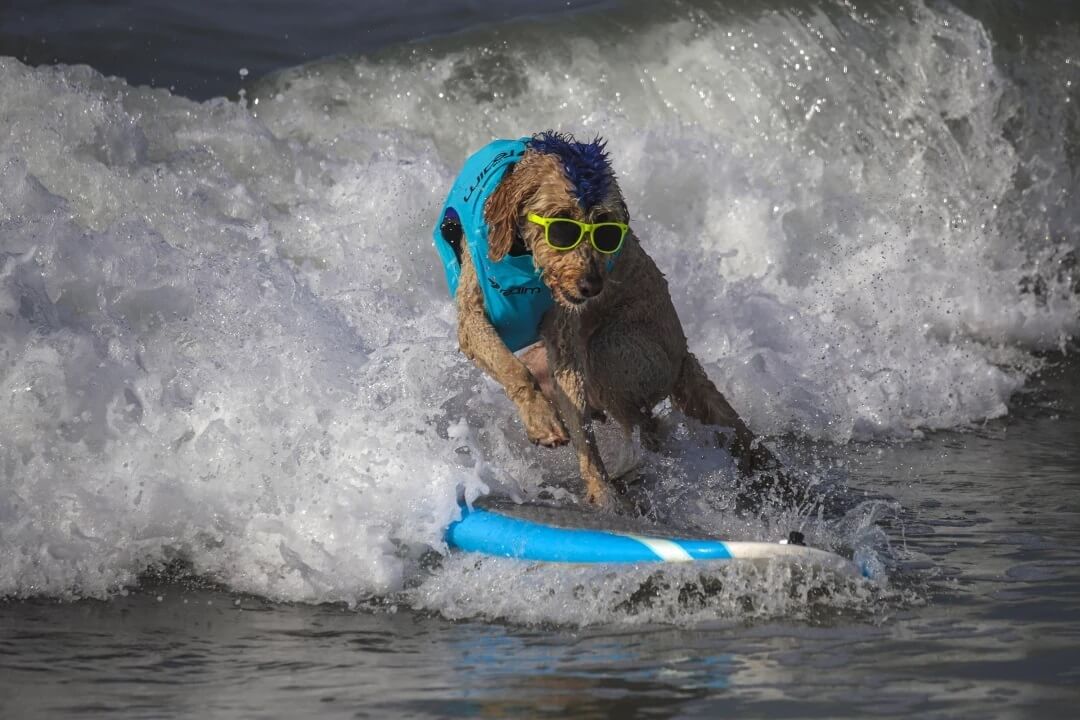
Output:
408,553,894,627
1,1,1077,618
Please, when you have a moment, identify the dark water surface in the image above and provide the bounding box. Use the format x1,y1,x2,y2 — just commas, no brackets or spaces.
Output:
4,0,1080,101
0,0,610,99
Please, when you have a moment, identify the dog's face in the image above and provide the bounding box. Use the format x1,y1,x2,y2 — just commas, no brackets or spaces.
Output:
485,140,628,309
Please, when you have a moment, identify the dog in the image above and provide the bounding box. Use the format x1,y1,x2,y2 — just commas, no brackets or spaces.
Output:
435,132,778,507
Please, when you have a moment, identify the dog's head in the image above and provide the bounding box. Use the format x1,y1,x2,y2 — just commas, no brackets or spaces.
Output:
484,131,628,308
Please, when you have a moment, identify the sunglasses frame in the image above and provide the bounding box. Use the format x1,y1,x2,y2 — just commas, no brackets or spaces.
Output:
526,213,629,255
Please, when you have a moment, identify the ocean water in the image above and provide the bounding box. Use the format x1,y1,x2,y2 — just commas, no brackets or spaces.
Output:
1,0,1079,716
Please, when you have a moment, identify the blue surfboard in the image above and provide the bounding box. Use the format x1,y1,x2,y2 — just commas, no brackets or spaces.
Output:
447,499,869,577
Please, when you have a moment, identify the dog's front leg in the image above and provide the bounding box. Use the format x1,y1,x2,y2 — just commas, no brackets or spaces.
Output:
548,356,613,507
455,247,568,448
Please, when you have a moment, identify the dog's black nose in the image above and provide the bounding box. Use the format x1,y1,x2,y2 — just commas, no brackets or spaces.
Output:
577,274,603,298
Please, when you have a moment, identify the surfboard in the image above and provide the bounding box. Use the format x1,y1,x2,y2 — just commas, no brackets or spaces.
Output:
447,497,869,578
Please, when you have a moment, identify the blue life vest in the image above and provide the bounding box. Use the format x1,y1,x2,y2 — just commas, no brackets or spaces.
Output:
434,138,554,352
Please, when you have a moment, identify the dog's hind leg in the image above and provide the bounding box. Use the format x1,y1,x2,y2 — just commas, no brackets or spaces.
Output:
671,352,776,473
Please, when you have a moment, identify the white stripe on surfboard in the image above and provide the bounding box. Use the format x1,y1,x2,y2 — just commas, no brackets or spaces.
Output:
624,534,694,562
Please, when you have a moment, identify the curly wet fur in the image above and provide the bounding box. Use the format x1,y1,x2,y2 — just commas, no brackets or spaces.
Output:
455,137,773,506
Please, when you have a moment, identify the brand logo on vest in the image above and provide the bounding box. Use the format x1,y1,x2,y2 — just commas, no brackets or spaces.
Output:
463,150,523,203
488,277,544,297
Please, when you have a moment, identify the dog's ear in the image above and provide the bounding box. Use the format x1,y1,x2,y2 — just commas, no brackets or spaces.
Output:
484,163,529,262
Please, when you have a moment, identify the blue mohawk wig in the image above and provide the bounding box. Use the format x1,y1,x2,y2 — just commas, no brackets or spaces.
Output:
527,131,613,209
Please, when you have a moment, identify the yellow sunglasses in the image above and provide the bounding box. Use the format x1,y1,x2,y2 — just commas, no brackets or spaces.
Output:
527,213,629,254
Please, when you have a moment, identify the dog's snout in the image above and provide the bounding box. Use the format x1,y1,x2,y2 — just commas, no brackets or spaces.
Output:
577,274,603,298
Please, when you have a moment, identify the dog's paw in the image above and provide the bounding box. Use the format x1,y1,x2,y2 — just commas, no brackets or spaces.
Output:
720,427,778,475
520,395,569,448
585,483,617,509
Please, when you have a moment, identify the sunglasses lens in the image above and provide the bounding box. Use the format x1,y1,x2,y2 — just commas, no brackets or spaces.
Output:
547,220,583,249
592,224,625,253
